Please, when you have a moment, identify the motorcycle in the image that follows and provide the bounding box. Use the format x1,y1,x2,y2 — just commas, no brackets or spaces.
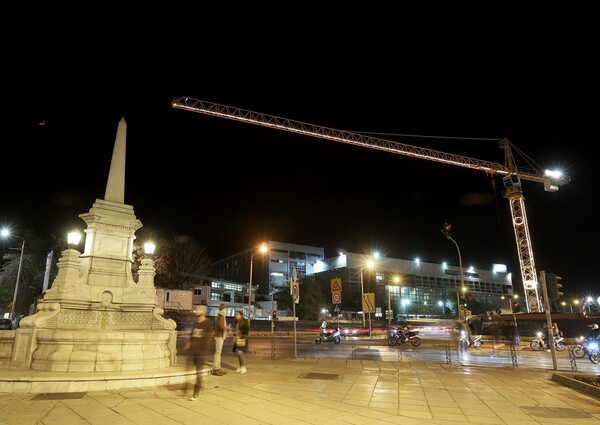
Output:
315,321,341,344
459,330,484,350
387,326,421,347
571,336,600,364
530,331,566,351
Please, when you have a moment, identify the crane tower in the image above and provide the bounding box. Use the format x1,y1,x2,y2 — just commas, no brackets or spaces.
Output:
171,97,570,313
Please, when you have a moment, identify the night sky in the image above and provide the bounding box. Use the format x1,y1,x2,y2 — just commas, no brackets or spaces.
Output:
3,47,599,298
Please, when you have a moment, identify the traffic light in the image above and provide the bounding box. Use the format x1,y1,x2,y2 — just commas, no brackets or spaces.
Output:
441,222,452,238
547,273,564,300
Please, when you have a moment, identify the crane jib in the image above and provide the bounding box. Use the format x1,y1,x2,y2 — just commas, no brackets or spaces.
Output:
171,96,571,314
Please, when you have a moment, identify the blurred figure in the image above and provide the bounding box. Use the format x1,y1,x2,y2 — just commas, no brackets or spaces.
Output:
233,310,249,374
183,305,213,400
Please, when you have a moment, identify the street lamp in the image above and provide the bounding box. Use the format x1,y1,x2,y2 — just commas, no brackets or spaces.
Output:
248,243,268,327
572,299,579,313
1,229,25,321
437,300,444,316
360,258,375,330
442,226,466,321
401,299,410,319
388,275,400,331
67,231,82,247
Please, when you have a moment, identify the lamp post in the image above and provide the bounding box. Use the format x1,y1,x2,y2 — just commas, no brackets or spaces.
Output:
1,229,25,321
502,293,520,341
67,231,82,247
359,258,375,331
248,243,268,327
388,275,400,331
444,231,465,321
572,299,579,313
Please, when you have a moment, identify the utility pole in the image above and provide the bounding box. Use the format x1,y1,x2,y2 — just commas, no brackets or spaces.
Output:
539,270,558,371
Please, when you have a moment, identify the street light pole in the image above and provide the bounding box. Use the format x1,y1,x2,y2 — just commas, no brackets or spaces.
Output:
248,252,255,326
388,275,400,332
360,268,366,327
445,233,465,321
359,258,375,332
248,243,268,329
1,230,25,321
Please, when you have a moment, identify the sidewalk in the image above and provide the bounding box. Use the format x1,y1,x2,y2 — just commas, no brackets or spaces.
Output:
1,351,600,424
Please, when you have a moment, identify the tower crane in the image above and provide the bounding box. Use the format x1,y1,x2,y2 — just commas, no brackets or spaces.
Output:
171,96,570,313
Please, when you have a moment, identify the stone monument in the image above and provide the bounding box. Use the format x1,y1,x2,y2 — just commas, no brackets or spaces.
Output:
10,118,177,372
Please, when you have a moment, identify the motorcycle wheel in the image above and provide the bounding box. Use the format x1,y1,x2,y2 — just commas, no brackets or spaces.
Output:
589,353,599,364
315,337,321,344
530,340,542,351
555,341,566,352
334,336,341,344
387,336,398,346
410,337,422,347
571,346,585,358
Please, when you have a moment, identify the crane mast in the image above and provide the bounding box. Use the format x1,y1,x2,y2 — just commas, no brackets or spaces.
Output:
172,96,570,313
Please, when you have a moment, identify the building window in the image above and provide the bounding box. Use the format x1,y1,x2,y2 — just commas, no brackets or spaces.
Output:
193,289,202,296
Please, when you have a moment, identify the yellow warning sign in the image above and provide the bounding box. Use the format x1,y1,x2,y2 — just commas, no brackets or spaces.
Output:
362,292,375,313
330,278,342,292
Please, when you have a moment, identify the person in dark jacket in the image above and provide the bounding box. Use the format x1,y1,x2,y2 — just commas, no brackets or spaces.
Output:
212,303,228,376
233,310,249,374
184,305,213,400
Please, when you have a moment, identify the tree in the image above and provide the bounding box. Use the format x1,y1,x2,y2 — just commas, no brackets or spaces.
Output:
153,234,212,289
0,229,58,317
294,274,330,320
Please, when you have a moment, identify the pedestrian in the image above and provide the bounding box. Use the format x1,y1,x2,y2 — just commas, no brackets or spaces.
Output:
233,310,249,374
183,305,213,401
551,322,562,338
212,303,228,376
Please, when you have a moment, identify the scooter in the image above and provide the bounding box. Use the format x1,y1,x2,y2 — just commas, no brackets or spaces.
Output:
571,336,600,364
387,326,421,347
315,321,341,344
459,330,484,350
530,331,565,351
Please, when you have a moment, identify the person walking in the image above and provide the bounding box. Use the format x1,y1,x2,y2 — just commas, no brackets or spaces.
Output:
212,303,228,376
233,310,249,374
184,305,213,401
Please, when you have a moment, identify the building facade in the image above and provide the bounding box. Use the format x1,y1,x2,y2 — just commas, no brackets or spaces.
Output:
314,252,514,320
212,241,325,298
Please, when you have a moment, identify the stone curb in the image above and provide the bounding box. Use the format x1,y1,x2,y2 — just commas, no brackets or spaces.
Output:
552,372,600,399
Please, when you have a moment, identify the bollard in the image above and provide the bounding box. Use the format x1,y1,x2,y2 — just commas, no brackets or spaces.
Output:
509,342,518,368
568,346,578,372
445,342,452,364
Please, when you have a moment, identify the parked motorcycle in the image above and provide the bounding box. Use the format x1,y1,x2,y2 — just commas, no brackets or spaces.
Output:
571,336,600,364
459,330,484,350
530,331,566,351
315,321,341,344
387,326,421,347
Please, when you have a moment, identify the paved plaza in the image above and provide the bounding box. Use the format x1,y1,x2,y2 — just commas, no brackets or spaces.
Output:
1,351,600,425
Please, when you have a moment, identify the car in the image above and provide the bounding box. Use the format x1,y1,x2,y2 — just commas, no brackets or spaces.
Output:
341,326,371,336
0,319,13,330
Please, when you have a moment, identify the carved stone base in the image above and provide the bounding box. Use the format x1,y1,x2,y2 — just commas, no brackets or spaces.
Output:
30,329,177,372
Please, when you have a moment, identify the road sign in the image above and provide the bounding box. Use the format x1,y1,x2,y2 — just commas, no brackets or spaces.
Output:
330,278,342,291
362,292,375,313
332,291,341,304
